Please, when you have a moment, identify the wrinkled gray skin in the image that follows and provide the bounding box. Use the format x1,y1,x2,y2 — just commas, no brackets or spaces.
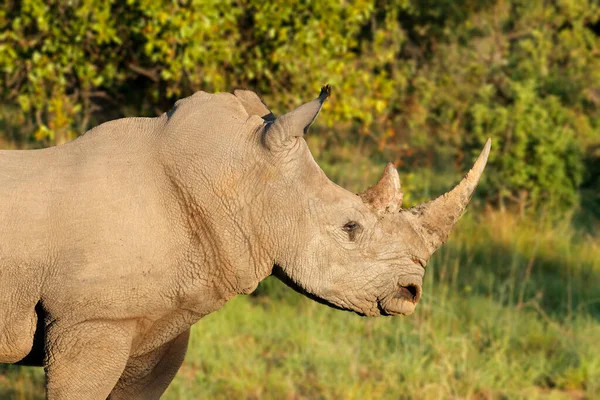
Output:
0,86,490,399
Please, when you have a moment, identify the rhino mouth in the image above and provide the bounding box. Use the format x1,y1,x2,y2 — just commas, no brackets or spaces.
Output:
378,279,423,316
272,265,421,317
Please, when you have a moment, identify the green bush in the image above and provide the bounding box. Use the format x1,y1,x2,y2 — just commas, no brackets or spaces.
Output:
1,0,599,216
469,82,585,215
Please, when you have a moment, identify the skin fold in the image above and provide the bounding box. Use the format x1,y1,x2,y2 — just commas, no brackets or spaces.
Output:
0,87,489,399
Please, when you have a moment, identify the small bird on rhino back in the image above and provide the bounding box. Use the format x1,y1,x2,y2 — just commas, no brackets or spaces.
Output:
0,85,490,399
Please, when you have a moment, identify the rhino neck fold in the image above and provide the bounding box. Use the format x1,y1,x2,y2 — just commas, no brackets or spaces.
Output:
158,142,278,305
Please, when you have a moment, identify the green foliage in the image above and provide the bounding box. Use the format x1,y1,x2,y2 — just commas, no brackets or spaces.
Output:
469,82,585,214
1,0,599,215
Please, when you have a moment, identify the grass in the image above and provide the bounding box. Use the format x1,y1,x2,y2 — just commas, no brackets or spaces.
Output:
1,211,598,399
161,210,600,400
1,137,598,399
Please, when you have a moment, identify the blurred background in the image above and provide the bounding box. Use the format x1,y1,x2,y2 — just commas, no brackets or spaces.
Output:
0,0,599,398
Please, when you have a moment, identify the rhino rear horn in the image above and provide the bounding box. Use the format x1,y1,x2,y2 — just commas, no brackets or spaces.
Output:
359,163,403,214
403,139,491,255
264,85,331,151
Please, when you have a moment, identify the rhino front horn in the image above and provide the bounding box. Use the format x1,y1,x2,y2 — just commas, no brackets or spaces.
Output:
403,139,491,255
263,85,331,152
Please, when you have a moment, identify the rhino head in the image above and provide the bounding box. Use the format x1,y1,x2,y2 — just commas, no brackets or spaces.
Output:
235,86,490,317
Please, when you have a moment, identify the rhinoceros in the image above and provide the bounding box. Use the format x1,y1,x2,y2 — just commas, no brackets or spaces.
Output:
0,86,489,399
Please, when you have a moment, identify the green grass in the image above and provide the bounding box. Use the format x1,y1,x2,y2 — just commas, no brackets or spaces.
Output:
2,211,598,399
161,210,600,400
164,295,598,399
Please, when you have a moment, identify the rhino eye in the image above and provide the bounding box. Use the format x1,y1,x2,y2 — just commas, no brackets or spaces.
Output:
342,221,361,241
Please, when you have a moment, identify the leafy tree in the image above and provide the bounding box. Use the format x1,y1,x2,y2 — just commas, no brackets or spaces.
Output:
1,0,598,215
469,81,584,215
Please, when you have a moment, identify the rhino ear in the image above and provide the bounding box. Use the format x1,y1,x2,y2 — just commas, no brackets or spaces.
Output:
264,85,331,152
359,163,403,214
234,89,276,121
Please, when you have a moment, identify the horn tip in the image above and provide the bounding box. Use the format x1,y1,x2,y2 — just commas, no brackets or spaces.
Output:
474,138,492,171
319,85,331,102
484,138,491,154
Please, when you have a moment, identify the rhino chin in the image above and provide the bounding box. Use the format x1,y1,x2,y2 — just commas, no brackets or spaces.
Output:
271,265,349,313
272,265,379,316
272,265,418,317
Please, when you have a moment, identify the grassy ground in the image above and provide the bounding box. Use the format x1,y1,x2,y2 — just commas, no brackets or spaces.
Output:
1,210,598,399
1,137,598,399
163,210,600,400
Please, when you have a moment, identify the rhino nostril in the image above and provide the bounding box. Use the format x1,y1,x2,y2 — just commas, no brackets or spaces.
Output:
395,284,421,303
406,285,417,298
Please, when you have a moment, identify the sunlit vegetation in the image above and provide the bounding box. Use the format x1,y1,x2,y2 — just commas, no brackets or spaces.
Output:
1,0,599,398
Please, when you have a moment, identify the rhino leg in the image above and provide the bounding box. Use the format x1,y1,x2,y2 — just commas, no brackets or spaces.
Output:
13,302,46,366
0,311,37,363
108,328,190,400
44,320,135,400
0,290,39,363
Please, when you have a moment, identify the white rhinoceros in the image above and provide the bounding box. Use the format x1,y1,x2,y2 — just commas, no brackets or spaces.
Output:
0,86,489,399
